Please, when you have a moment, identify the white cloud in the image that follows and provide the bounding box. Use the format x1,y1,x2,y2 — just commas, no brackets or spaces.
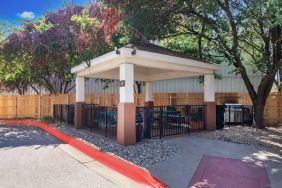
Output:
18,11,35,19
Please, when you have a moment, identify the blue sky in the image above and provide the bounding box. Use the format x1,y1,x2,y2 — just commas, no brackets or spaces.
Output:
0,0,89,25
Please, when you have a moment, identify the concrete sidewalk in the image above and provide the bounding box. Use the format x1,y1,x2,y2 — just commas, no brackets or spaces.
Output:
147,135,282,188
0,124,143,188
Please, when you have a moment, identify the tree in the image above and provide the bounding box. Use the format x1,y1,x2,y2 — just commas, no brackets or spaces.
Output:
0,22,38,94
102,0,282,128
276,69,282,92
269,0,282,92
0,22,6,42
0,4,122,94
1,6,84,94
0,52,38,94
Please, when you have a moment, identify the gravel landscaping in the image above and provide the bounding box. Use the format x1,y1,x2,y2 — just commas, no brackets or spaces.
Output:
50,123,182,167
195,125,282,155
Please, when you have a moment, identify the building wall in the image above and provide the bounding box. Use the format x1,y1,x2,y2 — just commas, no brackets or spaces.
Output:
152,76,261,93
83,63,263,94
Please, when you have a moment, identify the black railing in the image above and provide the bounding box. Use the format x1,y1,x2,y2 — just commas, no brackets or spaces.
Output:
186,105,206,131
136,105,205,140
216,104,253,129
53,104,75,125
83,104,117,137
53,104,205,141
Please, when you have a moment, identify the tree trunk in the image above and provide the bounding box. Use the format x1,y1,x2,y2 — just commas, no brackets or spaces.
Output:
252,76,274,129
17,87,23,95
253,100,265,129
135,81,142,94
280,67,282,92
29,84,40,94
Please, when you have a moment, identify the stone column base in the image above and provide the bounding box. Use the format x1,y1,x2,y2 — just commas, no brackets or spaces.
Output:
117,103,136,145
204,102,216,131
75,102,84,129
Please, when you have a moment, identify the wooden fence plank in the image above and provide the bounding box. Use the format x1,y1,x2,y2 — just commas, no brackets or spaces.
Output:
0,92,281,125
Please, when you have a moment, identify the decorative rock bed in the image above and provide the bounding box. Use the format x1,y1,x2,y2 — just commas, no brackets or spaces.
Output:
196,126,282,155
51,123,182,167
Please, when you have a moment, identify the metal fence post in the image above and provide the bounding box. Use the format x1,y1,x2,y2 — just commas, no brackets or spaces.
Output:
38,96,41,119
90,105,93,132
60,104,63,122
242,106,244,126
144,107,152,139
83,104,86,128
67,105,70,124
105,107,108,137
160,106,163,139
228,105,231,127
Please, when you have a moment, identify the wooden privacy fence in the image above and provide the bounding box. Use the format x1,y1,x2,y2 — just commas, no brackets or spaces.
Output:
0,92,281,125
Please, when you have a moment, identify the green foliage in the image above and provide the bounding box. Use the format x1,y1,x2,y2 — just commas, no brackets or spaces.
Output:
103,0,282,128
71,8,101,31
0,4,119,94
33,18,53,32
107,0,280,75
267,0,282,24
43,116,55,124
0,22,7,42
0,50,37,94
160,35,199,57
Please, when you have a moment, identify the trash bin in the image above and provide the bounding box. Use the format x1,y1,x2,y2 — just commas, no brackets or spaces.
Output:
224,104,243,125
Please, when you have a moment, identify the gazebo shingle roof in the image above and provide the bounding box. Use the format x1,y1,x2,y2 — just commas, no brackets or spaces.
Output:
124,42,210,64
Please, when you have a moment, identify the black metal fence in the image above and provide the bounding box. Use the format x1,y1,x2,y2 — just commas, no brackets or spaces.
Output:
83,104,118,137
216,104,253,129
53,104,75,125
52,104,205,141
136,105,205,140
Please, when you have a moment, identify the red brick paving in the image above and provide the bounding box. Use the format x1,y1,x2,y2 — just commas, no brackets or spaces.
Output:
188,155,271,188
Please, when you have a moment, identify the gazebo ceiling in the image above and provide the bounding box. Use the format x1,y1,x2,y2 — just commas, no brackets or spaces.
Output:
71,43,220,81
83,66,201,82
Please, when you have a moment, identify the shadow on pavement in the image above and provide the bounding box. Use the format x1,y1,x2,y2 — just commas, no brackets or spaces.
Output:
0,124,60,149
147,135,282,188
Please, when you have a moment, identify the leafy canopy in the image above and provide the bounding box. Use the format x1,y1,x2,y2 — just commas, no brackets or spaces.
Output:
0,4,122,94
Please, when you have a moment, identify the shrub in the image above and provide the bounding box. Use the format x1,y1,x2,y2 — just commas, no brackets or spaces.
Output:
43,116,55,124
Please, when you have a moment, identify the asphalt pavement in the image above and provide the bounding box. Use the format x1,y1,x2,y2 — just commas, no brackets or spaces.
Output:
0,124,142,188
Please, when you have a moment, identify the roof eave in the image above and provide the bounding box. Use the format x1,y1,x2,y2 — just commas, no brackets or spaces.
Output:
71,47,220,75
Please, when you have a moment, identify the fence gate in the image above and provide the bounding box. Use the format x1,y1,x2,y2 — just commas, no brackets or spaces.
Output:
136,105,205,141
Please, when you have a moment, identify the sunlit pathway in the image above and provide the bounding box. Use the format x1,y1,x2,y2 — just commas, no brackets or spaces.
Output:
147,135,282,188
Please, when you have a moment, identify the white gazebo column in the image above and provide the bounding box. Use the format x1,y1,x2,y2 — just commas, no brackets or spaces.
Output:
204,74,216,131
144,82,154,107
117,63,136,145
75,76,85,129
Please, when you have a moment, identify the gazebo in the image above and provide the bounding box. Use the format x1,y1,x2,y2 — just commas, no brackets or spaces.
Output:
71,43,219,145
